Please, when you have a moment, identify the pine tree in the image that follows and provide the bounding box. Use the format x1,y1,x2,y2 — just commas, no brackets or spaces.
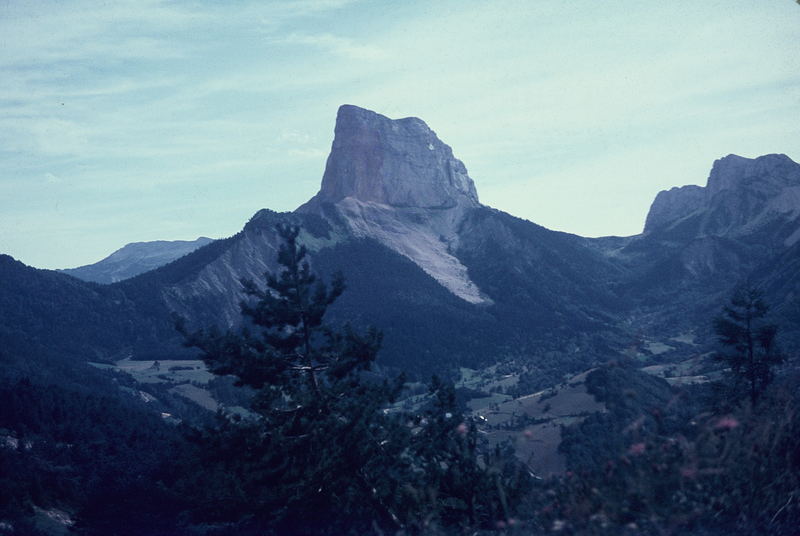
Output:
713,284,785,406
180,224,408,534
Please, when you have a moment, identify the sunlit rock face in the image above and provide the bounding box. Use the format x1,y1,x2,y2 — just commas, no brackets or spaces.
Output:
301,104,479,211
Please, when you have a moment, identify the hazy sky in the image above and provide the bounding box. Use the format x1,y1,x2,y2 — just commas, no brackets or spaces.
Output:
2,0,799,269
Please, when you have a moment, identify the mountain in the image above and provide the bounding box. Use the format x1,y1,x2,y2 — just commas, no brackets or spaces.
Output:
300,104,479,211
627,153,800,349
3,105,799,382
60,236,214,284
298,105,485,303
644,153,800,243
110,105,627,378
298,105,627,340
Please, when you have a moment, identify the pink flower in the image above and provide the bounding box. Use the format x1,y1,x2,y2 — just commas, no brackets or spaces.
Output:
524,429,534,439
680,467,697,479
456,422,468,436
628,442,646,455
714,416,739,430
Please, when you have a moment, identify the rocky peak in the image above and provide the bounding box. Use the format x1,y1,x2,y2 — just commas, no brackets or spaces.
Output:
643,153,800,240
299,105,479,211
707,153,800,197
295,105,488,304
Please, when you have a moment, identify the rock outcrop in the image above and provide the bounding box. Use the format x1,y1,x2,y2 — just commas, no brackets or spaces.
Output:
643,154,800,244
300,105,479,211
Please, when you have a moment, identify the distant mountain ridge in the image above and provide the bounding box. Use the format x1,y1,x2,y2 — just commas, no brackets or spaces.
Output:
60,237,214,284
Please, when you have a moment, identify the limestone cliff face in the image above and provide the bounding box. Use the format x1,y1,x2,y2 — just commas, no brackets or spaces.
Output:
300,105,479,211
643,154,800,244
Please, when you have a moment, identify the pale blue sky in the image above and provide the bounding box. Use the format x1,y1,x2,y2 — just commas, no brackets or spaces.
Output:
1,0,799,269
